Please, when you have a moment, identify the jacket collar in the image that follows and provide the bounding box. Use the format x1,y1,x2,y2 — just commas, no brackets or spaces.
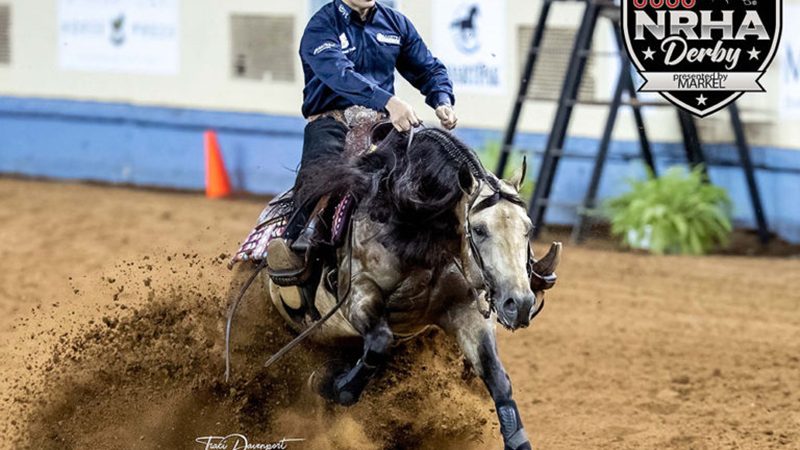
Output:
333,0,377,25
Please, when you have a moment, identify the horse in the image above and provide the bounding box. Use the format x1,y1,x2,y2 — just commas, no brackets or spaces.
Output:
451,5,481,53
452,5,480,35
235,126,561,450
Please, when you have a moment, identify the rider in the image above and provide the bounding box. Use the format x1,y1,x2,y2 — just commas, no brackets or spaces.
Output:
268,0,458,273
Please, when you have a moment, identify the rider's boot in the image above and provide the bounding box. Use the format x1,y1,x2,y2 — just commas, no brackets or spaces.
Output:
267,215,324,274
266,238,304,273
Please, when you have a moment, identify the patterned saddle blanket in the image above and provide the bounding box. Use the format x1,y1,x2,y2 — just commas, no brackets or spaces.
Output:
228,190,355,268
229,106,390,268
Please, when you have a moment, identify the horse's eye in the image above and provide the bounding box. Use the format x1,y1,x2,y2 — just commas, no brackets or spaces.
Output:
472,225,489,238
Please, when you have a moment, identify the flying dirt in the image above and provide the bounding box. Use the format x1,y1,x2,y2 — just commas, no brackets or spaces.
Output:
1,178,798,449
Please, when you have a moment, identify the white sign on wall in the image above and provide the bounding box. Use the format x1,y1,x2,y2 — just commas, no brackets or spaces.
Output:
58,0,180,75
432,0,507,93
780,6,800,118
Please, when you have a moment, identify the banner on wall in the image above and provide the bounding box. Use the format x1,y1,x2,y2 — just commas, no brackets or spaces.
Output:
780,6,800,118
58,0,179,75
622,0,781,118
431,0,506,93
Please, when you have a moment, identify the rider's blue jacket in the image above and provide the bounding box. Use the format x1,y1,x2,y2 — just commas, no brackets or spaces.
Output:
299,0,454,118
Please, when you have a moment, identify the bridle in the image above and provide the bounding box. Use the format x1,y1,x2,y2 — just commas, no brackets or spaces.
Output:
461,177,535,319
405,126,544,322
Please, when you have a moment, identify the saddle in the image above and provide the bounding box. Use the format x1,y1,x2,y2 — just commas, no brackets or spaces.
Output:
229,108,393,284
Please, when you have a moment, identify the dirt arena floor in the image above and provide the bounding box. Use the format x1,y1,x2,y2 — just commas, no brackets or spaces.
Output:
1,177,799,450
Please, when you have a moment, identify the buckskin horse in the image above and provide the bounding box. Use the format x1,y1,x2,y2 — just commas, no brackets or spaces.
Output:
229,121,561,450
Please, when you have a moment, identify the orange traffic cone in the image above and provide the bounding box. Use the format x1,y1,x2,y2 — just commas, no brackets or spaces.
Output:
204,130,232,199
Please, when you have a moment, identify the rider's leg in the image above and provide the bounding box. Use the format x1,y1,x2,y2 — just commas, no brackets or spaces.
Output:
287,117,348,240
439,302,532,450
269,117,348,272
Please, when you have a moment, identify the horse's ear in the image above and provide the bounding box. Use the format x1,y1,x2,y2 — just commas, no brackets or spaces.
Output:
506,156,527,192
458,165,475,194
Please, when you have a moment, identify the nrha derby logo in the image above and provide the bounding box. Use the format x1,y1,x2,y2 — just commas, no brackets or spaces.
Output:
622,0,783,117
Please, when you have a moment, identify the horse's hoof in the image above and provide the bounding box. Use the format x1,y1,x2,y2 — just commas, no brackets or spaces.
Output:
307,360,349,403
505,444,531,450
335,389,357,406
332,372,362,406
307,367,338,402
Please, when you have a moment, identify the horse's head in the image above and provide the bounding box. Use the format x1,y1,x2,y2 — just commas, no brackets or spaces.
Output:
345,126,559,329
460,159,560,330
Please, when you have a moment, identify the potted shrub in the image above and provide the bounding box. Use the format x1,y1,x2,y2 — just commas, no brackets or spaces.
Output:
604,166,733,255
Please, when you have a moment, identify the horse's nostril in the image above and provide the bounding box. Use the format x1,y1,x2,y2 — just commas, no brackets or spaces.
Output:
503,298,516,317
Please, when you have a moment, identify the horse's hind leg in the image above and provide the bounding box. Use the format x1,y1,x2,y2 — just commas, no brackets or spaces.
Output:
439,303,532,450
324,281,393,406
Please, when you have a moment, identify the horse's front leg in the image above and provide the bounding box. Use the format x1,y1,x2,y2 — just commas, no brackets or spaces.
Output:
439,303,531,450
331,279,393,406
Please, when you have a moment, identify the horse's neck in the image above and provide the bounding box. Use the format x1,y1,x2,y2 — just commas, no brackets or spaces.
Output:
352,194,466,271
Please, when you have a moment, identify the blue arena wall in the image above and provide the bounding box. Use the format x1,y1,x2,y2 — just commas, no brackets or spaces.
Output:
2,95,799,243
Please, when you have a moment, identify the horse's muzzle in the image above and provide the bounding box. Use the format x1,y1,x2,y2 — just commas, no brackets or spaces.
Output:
498,292,538,330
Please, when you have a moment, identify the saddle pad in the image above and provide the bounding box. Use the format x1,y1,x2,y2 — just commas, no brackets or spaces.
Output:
228,189,293,267
229,191,356,268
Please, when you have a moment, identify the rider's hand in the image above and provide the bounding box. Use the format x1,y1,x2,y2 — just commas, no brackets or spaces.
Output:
435,104,458,130
386,96,421,132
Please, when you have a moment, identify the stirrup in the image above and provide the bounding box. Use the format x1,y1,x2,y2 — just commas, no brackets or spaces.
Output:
291,215,325,253
267,239,312,286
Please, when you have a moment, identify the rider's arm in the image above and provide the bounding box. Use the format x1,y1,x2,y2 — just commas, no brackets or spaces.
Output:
396,17,455,109
299,19,394,112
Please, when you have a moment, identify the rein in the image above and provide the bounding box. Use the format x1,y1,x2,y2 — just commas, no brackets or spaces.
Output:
225,259,267,382
260,221,357,372
456,177,494,318
225,219,357,382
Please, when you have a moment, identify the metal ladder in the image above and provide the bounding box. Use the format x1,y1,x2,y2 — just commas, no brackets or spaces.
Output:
495,0,771,244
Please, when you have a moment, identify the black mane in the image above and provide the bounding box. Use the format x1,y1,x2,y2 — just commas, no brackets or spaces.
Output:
296,127,486,268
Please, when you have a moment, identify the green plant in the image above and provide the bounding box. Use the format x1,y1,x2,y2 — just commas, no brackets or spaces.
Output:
476,141,534,201
604,166,733,255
